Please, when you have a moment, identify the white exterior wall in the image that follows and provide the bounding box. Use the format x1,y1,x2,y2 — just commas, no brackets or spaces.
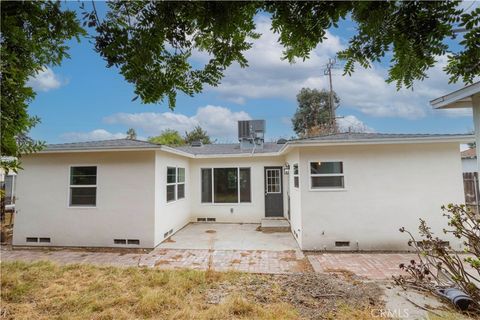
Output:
189,156,286,223
462,158,478,173
13,151,156,248
285,149,302,247
154,151,191,246
298,143,465,251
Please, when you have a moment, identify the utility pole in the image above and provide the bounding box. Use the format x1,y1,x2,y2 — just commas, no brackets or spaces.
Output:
324,58,337,132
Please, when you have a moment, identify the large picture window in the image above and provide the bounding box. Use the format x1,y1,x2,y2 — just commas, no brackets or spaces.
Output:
201,168,251,203
167,166,185,202
70,166,97,206
310,161,344,189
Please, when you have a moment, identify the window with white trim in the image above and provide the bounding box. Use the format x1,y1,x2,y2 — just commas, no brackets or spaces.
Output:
201,167,251,203
70,166,97,206
167,167,185,202
4,175,15,205
293,164,299,188
310,161,344,189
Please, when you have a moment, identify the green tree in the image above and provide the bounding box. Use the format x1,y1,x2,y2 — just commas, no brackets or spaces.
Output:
292,88,339,137
184,126,212,145
126,128,137,140
88,1,479,107
1,1,84,172
148,129,186,147
3,1,480,173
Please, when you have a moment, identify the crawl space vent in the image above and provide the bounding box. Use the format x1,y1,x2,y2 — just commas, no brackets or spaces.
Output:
206,218,216,222
197,218,206,222
335,241,350,247
114,239,140,245
26,237,38,243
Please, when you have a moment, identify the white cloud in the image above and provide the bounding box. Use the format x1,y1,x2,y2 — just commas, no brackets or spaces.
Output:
104,105,251,139
198,17,474,120
337,115,375,133
61,129,127,142
27,67,63,92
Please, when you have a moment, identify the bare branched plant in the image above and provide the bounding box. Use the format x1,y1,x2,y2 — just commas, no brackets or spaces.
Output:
394,204,480,311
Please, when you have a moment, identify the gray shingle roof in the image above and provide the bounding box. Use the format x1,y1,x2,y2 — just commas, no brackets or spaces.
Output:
45,139,161,151
42,133,472,155
289,132,472,143
175,142,284,155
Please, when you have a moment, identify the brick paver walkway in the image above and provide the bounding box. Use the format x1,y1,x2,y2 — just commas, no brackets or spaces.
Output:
308,253,421,280
0,247,308,274
141,248,308,273
1,248,144,267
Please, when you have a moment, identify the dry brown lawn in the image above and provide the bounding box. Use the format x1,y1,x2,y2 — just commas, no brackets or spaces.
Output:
1,261,382,320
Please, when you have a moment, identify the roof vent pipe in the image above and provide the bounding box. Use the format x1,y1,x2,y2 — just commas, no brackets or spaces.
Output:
191,141,203,147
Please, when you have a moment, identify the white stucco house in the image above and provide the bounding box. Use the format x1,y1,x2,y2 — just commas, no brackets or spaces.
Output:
12,122,472,251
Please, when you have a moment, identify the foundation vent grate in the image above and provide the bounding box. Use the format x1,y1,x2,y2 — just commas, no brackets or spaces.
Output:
335,241,350,247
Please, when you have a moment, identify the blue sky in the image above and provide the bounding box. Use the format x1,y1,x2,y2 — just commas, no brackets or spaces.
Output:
27,2,476,144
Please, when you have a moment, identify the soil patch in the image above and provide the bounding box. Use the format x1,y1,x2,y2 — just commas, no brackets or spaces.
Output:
206,272,382,319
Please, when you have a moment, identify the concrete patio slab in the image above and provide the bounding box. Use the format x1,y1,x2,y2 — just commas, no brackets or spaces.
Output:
157,223,299,251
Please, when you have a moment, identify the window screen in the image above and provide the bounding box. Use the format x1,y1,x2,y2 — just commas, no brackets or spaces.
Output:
310,161,344,189
240,168,251,203
201,168,212,203
70,166,97,206
293,164,299,188
214,168,238,203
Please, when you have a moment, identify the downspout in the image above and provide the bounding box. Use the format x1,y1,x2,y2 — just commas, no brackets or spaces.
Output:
250,138,257,155
472,94,480,174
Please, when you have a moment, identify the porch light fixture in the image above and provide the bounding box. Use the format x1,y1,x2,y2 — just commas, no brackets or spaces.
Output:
283,163,290,175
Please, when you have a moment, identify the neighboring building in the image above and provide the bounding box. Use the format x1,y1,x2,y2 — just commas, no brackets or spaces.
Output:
461,148,477,173
12,123,472,251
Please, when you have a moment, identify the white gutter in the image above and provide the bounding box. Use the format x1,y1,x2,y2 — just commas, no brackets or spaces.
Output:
158,145,195,158
38,147,162,154
430,81,480,109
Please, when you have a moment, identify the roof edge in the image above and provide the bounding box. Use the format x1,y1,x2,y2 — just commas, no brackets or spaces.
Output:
288,134,474,147
430,82,480,109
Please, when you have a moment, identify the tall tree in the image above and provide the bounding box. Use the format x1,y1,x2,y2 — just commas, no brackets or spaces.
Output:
1,1,84,172
184,126,212,145
2,1,479,172
89,1,479,107
292,88,339,137
148,129,186,147
126,128,137,140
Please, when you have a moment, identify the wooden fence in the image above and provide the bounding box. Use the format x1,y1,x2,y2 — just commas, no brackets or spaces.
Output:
463,172,480,213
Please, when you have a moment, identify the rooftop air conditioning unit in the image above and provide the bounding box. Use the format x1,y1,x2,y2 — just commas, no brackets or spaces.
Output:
238,120,266,150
